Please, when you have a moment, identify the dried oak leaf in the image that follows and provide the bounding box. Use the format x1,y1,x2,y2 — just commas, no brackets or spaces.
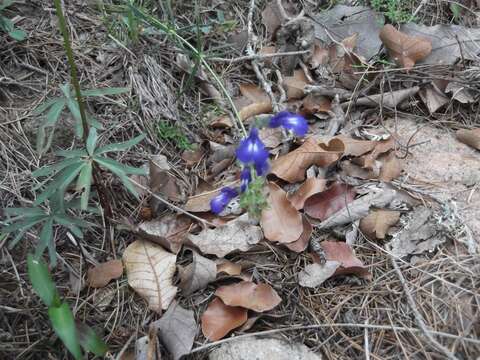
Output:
285,216,313,253
87,259,123,288
358,137,395,169
288,178,327,210
216,260,242,276
379,24,432,70
201,297,248,341
261,182,303,243
283,69,310,100
181,146,205,167
309,39,330,69
378,152,404,182
298,261,341,288
457,128,480,150
271,137,344,183
137,214,193,254
360,209,400,240
179,250,217,296
215,281,281,312
304,183,356,221
320,240,371,279
123,240,177,313
188,214,263,257
301,93,332,115
152,301,196,360
335,135,377,157
239,83,270,103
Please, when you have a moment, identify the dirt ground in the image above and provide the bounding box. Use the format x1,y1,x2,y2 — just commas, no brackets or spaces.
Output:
1,0,480,359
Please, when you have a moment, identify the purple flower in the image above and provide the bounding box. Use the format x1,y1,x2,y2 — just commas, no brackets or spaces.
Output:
240,168,252,192
236,128,269,168
210,187,238,214
255,160,269,177
269,111,308,137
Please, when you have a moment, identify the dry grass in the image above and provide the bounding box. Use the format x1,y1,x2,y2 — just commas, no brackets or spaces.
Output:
1,0,480,359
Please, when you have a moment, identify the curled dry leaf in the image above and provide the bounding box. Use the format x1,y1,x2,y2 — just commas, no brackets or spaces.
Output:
271,137,344,183
261,182,303,244
137,214,192,254
360,209,400,240
217,260,242,276
457,128,480,150
215,281,281,312
285,216,313,253
123,240,177,313
304,183,356,221
188,214,263,257
152,301,196,360
201,297,248,341
288,178,327,210
298,261,341,288
379,24,432,70
87,259,123,288
179,251,217,296
379,152,404,182
302,93,332,115
320,240,370,279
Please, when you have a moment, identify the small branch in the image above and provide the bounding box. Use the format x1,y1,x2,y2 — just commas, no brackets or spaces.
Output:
387,244,459,360
208,50,309,63
326,95,346,137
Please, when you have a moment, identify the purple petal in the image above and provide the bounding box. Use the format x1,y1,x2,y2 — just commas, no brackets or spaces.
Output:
236,127,269,166
269,111,308,137
240,167,252,192
210,187,238,214
255,159,270,177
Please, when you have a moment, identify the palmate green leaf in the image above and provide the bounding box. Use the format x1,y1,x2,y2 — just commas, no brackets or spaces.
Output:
32,157,82,178
34,162,86,205
4,207,46,217
81,87,128,97
76,322,108,356
86,128,98,155
56,148,88,158
1,215,48,234
34,218,54,263
94,156,146,175
94,133,146,155
27,254,60,308
75,161,93,210
48,303,83,360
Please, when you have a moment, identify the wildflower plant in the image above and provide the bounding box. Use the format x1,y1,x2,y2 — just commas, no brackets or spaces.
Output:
210,112,308,217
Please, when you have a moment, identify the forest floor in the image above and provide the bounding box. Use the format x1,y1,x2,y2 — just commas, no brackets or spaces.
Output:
1,0,480,359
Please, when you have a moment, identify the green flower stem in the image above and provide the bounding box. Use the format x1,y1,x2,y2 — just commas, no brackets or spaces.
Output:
53,0,112,218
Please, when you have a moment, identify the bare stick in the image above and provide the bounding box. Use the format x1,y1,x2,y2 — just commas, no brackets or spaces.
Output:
387,244,459,360
209,50,309,63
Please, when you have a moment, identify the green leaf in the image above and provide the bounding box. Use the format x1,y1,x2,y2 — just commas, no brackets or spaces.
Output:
87,115,104,130
27,254,60,308
94,157,139,197
34,218,53,260
36,125,46,155
53,216,84,239
81,87,129,97
0,16,13,32
65,98,84,138
1,215,47,233
0,0,14,11
34,162,85,205
4,207,46,217
86,128,98,155
76,161,93,210
56,148,88,158
48,303,83,360
33,98,62,115
94,133,146,155
94,156,146,175
76,322,108,356
32,157,82,178
44,99,66,127
8,229,27,249
9,28,26,41
53,214,90,229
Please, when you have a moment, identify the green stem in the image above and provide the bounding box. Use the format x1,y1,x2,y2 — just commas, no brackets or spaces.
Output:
53,0,89,141
53,0,113,218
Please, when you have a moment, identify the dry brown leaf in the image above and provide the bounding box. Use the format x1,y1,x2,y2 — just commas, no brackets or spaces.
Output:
283,69,310,100
288,178,327,210
379,152,404,181
259,46,276,66
344,87,420,108
184,189,221,212
261,182,303,243
261,1,283,39
335,135,377,157
188,213,263,257
285,216,313,253
137,214,193,254
179,250,217,295
446,82,475,104
152,301,196,360
320,240,371,279
123,240,177,313
271,137,344,183
360,137,395,169
457,128,480,150
379,24,432,70
181,147,205,167
259,127,283,149
150,155,182,202
360,209,400,240
239,83,270,103
309,39,330,69
298,261,341,288
419,83,449,113
216,260,242,276
87,259,123,288
201,297,248,341
215,281,281,312
304,183,356,221
301,93,332,115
